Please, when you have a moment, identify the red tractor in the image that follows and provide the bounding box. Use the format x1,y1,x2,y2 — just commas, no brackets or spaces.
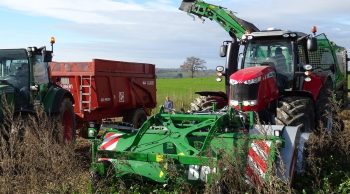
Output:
218,28,348,131
180,0,349,131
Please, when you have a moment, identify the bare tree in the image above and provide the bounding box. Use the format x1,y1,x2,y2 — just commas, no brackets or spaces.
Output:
180,57,207,78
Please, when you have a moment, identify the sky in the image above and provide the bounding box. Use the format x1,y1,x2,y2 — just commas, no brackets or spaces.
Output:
0,0,349,69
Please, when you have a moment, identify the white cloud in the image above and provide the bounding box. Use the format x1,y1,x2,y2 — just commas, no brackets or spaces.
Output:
0,0,349,68
0,0,164,24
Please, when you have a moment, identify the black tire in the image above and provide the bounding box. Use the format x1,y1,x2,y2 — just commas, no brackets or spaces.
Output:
190,95,226,112
275,96,315,132
315,85,332,129
131,109,147,128
342,84,348,108
57,98,76,142
122,111,132,124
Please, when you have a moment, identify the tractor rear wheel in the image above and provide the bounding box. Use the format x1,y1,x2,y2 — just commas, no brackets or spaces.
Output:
275,96,315,132
58,98,76,142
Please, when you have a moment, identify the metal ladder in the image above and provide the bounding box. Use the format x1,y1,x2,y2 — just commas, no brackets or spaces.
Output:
79,76,92,112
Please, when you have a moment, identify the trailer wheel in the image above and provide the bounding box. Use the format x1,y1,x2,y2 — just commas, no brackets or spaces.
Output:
275,96,315,132
122,112,132,124
58,98,76,142
131,109,147,128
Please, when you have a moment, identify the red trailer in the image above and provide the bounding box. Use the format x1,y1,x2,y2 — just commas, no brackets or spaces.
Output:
49,59,156,129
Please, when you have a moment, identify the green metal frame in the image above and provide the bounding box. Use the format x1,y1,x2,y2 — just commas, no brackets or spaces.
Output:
90,108,284,184
179,0,258,38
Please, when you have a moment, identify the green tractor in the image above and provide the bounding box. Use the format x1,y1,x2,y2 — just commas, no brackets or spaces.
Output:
0,38,75,141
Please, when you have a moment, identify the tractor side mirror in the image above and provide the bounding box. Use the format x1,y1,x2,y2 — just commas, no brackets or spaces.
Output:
220,45,228,57
307,37,317,52
43,51,53,62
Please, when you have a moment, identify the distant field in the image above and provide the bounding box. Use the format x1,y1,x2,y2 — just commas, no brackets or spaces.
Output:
156,76,225,111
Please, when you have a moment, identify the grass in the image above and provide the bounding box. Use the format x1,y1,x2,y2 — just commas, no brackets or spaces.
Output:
0,103,89,193
1,76,350,193
156,76,225,111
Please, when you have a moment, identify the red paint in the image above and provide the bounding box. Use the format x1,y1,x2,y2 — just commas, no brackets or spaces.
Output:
246,164,262,185
100,136,121,150
230,66,279,111
254,141,270,155
302,73,328,101
49,59,156,127
248,148,267,173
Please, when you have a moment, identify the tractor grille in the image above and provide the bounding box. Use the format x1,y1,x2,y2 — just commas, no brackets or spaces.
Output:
230,83,259,101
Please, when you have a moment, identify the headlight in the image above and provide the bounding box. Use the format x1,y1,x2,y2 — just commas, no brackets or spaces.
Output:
244,76,261,84
283,33,290,38
304,77,312,82
274,130,281,137
303,64,313,71
242,100,257,106
230,100,239,106
230,79,239,85
216,66,225,72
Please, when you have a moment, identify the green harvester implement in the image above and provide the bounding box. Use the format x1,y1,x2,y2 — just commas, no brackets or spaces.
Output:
89,107,301,186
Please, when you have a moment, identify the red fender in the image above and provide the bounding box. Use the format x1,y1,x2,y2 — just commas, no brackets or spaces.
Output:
302,73,329,101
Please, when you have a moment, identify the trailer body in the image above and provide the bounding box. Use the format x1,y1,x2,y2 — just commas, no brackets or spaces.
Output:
50,59,156,127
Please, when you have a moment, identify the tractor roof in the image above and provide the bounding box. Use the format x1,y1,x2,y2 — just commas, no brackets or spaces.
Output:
251,30,307,38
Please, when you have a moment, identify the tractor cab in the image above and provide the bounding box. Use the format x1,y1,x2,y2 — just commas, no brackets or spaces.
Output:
0,42,53,112
240,30,305,91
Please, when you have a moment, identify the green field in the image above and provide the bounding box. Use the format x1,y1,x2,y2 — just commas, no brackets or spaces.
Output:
156,76,225,111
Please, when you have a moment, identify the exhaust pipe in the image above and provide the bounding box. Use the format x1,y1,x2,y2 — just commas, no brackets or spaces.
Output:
179,0,196,12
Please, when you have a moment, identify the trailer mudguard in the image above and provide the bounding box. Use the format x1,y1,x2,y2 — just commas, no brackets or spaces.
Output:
43,85,74,115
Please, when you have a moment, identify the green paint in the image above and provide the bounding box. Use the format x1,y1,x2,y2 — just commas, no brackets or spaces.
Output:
90,109,283,184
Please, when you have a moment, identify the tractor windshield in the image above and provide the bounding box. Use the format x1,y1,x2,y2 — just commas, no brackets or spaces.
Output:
33,55,49,84
0,49,29,89
243,39,294,79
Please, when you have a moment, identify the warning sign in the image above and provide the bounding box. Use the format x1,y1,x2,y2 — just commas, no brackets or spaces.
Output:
119,92,125,102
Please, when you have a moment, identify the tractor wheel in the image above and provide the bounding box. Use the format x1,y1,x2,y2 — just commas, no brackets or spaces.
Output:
275,96,315,132
58,98,76,142
190,95,226,112
131,109,147,128
342,84,348,108
316,86,332,129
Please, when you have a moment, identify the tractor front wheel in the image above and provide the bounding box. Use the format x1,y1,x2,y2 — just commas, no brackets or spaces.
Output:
190,95,227,112
275,96,315,132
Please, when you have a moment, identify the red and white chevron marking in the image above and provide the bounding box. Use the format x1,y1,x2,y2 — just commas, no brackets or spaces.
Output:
98,132,123,151
245,140,272,184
